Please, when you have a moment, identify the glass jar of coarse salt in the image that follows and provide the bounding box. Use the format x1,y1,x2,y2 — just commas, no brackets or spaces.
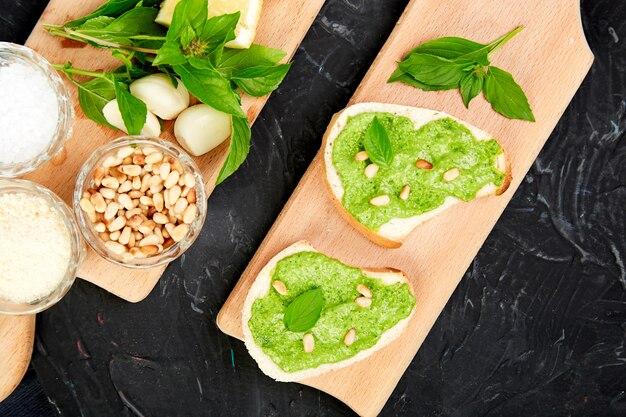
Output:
0,42,73,178
0,179,84,315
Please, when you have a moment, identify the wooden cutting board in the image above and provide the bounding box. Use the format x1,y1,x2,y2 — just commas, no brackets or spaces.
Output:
21,0,326,303
216,0,593,415
0,315,35,402
0,0,325,404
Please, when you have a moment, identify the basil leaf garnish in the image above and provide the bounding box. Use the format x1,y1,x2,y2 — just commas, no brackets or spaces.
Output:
363,117,394,168
283,288,324,332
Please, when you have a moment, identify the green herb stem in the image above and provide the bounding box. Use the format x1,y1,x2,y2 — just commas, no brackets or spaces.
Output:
52,64,110,79
487,26,524,54
46,25,159,55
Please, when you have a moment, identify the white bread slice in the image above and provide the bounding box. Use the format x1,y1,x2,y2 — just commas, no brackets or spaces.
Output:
323,103,512,248
242,241,415,382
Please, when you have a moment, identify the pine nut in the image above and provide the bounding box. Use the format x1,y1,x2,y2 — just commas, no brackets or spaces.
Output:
94,222,106,233
153,192,164,212
104,202,120,221
140,196,154,207
118,194,134,210
141,245,159,255
93,167,105,187
127,214,143,229
109,230,121,241
128,232,135,248
102,156,121,168
357,284,372,298
164,223,175,236
443,168,460,181
141,174,152,192
154,227,164,244
149,183,164,195
101,176,119,190
105,241,126,255
90,193,106,213
164,171,180,189
118,180,132,194
163,238,175,249
354,151,368,162
169,186,181,206
121,165,142,177
416,159,433,170
355,297,372,308
117,146,134,159
133,154,145,165
303,333,315,353
369,195,390,206
172,159,184,174
181,186,190,198
132,176,141,190
183,204,197,224
159,162,171,181
344,329,356,346
128,190,142,199
129,247,148,259
108,216,126,232
400,184,411,200
79,198,95,214
186,188,196,204
109,167,127,183
139,234,160,247
364,163,379,179
145,152,163,164
174,198,188,214
153,212,168,224
100,187,116,200
171,224,189,242
142,146,158,155
183,173,196,188
119,226,131,246
272,280,288,295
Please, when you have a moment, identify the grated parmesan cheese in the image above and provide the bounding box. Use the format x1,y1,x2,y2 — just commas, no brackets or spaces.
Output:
0,61,59,164
0,192,71,303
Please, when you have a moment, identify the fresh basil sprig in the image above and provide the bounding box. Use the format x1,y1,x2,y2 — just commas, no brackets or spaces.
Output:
363,117,394,168
389,27,535,122
46,0,292,185
283,288,324,332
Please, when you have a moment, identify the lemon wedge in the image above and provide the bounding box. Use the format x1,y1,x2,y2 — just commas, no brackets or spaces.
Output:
155,0,262,49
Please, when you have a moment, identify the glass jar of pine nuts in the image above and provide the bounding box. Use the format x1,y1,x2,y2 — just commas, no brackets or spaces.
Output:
73,136,207,268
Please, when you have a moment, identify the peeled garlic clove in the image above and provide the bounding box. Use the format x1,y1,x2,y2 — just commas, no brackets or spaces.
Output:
102,99,161,137
129,73,190,120
174,104,232,156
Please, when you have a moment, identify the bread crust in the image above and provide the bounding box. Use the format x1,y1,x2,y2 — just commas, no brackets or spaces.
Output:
322,102,512,248
241,241,415,382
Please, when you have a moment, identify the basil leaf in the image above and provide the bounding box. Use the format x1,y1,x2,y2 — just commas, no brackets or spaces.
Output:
199,13,239,65
153,41,187,66
483,66,535,121
460,70,484,108
65,0,141,28
388,67,457,90
76,77,117,128
399,53,472,87
216,116,251,185
169,0,208,41
232,63,291,97
174,63,246,118
409,36,484,59
219,45,287,72
363,117,393,168
283,288,324,333
114,81,148,135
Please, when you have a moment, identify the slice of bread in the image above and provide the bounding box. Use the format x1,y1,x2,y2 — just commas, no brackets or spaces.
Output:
323,102,512,248
242,241,415,382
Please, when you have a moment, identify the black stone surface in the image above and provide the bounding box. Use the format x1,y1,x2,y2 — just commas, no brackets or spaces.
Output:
1,0,625,416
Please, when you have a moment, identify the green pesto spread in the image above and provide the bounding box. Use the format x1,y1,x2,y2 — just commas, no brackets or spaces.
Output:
332,112,505,230
248,251,415,373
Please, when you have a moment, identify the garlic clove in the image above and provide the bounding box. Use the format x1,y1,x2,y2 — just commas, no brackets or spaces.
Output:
174,104,232,156
129,73,190,120
102,99,161,137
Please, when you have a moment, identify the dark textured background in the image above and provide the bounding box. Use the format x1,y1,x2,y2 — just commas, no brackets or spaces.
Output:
1,0,625,416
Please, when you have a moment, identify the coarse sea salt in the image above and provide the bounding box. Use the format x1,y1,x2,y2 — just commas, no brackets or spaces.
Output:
0,60,59,164
0,192,71,304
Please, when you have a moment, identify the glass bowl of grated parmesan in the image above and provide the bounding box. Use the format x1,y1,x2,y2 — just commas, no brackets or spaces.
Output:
0,179,85,315
0,42,74,178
